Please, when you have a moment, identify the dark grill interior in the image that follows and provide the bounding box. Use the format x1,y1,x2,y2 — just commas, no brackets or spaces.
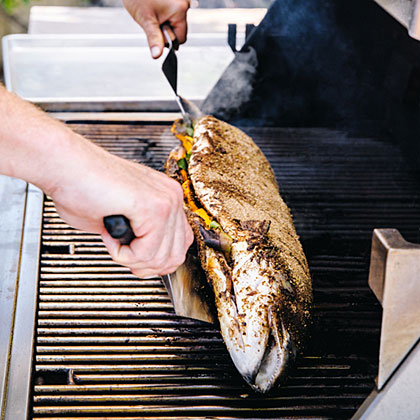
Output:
31,121,420,419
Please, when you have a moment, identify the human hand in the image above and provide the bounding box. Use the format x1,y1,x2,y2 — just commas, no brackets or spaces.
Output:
49,137,194,278
123,0,190,58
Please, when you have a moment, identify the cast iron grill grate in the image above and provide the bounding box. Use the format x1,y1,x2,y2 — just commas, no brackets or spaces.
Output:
31,122,420,419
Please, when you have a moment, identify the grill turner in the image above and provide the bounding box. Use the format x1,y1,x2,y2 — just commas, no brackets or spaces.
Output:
104,215,216,324
161,25,202,126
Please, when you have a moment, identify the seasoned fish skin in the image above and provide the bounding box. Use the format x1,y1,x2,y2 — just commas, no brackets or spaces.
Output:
167,116,312,392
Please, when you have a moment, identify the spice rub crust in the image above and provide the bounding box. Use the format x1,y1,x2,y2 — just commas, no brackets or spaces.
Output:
188,116,312,327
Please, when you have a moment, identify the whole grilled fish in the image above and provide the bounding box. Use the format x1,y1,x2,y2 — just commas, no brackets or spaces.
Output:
166,116,312,393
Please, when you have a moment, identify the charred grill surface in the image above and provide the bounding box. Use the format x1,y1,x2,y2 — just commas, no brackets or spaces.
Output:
31,122,420,419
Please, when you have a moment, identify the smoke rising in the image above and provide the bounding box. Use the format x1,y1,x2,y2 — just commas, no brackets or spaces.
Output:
201,47,258,120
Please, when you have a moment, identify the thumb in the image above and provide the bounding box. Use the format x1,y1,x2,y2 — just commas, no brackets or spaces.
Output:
142,16,165,59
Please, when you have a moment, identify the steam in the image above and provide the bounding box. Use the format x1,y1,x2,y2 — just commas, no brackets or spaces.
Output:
201,47,258,120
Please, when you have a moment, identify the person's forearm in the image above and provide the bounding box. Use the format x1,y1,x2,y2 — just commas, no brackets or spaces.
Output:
0,85,91,194
0,84,193,277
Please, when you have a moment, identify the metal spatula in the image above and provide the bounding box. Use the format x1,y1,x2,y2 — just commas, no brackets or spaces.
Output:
104,215,216,324
161,25,202,126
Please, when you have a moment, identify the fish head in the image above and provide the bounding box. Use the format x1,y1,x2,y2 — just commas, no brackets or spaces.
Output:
251,306,298,393
226,301,298,393
206,241,299,393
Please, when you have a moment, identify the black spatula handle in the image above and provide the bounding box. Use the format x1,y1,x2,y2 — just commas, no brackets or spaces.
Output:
104,215,135,246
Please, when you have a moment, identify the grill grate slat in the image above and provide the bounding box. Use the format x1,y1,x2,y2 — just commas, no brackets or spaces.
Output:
31,122,420,419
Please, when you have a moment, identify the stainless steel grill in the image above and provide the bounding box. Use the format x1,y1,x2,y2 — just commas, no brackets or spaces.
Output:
29,121,420,419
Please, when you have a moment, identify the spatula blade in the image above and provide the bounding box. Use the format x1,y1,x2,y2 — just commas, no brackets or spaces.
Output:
161,253,216,324
178,96,203,121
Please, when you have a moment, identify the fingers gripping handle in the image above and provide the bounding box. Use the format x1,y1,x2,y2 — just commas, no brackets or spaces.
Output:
104,215,135,246
162,23,179,50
